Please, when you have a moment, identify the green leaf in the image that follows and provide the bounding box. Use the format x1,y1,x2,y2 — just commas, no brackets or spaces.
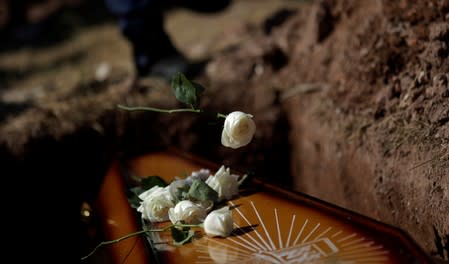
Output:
171,226,195,246
127,176,167,209
126,186,145,208
172,183,191,204
188,179,218,202
141,175,167,190
171,72,205,107
127,192,142,209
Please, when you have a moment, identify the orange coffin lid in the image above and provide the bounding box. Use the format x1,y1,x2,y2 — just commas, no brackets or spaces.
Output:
95,150,432,264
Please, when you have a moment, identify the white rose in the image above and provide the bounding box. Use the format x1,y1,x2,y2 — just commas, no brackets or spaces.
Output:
206,165,239,202
137,186,174,222
168,200,207,225
203,207,234,237
186,168,210,184
221,111,256,149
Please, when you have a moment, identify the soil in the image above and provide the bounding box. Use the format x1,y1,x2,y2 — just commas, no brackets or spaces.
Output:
0,0,448,262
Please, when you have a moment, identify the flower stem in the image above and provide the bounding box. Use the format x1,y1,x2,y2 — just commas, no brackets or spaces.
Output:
216,113,227,119
117,104,202,114
238,174,248,186
81,224,200,261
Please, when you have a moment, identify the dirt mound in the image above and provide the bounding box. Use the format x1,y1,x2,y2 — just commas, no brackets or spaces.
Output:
204,0,449,261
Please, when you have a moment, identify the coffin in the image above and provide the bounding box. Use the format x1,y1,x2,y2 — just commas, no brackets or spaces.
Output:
92,149,431,264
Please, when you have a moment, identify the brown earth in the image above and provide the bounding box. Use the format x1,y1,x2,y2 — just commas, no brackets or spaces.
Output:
0,0,448,262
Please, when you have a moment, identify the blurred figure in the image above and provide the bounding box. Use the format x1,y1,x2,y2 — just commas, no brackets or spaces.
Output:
104,0,231,79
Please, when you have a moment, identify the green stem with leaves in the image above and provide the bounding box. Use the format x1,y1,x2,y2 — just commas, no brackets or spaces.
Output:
81,223,201,261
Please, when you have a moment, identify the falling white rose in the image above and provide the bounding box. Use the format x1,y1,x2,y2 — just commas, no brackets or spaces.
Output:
137,186,174,222
206,165,240,202
221,111,256,149
168,200,208,225
203,206,234,237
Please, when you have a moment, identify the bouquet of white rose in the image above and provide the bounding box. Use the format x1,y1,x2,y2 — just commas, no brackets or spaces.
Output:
131,165,246,246
81,73,255,261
